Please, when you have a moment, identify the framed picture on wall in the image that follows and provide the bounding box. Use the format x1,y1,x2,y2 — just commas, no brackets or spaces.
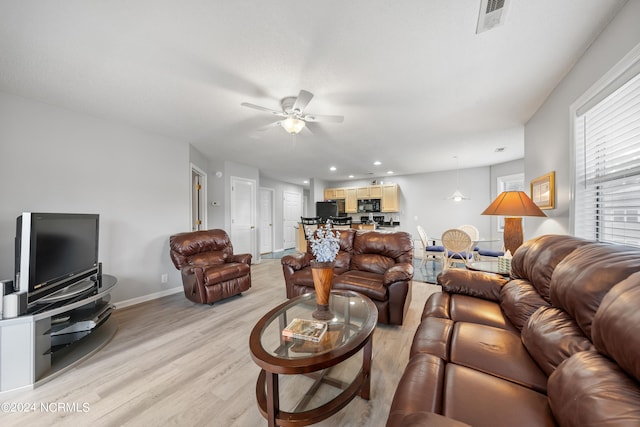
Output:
530,171,555,210
496,173,525,232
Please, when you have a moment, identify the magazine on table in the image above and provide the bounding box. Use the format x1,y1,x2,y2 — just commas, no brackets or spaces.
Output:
282,318,328,343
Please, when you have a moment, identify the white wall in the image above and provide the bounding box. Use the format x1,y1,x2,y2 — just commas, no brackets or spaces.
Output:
0,92,190,304
525,0,640,239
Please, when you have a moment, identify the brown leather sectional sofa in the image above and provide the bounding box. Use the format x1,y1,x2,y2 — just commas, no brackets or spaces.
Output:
387,234,640,426
281,228,414,325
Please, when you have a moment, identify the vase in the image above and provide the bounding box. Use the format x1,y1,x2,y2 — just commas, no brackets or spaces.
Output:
310,260,335,320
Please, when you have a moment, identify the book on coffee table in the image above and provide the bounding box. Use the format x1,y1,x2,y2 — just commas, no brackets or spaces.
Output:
282,318,327,343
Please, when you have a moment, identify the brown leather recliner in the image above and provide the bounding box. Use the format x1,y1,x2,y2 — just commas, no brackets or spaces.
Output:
169,229,252,305
281,229,414,325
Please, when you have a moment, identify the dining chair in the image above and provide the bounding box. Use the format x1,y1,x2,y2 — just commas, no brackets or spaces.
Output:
329,216,353,230
416,225,445,269
458,224,480,260
441,228,474,270
301,216,320,240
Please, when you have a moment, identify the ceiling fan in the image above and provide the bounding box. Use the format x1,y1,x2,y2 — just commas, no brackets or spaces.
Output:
241,90,344,135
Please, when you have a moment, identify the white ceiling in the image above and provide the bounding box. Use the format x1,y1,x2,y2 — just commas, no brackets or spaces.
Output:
0,1,627,185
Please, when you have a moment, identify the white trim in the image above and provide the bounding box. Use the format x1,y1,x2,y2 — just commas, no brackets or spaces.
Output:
190,163,208,231
114,286,183,309
569,41,640,234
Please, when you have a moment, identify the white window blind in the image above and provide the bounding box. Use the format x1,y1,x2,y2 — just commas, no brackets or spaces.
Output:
574,71,640,246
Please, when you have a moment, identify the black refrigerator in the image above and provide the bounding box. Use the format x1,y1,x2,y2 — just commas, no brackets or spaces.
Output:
316,201,338,222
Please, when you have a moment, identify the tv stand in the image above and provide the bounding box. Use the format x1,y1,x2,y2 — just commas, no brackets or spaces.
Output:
0,274,117,393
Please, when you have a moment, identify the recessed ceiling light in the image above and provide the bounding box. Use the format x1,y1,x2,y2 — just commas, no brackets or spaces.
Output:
387,170,394,174
303,180,308,184
330,166,337,171
348,175,354,178
373,161,382,166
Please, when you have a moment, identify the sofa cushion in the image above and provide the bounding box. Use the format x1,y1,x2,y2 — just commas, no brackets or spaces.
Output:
351,253,396,274
203,262,250,285
438,269,507,302
450,322,547,393
388,353,446,416
548,351,640,427
500,279,550,331
442,364,554,427
410,317,454,359
190,251,228,266
550,242,640,339
333,270,387,301
422,292,451,320
521,306,594,376
449,294,517,332
510,234,590,303
353,229,413,264
592,272,640,381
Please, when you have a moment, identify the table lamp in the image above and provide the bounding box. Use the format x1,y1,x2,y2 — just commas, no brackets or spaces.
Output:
481,191,546,254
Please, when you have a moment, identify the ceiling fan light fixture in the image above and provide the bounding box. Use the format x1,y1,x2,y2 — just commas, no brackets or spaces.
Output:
281,116,305,134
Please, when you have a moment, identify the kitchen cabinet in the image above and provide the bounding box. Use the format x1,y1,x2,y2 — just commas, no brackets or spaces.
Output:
324,183,400,213
381,184,399,212
324,188,345,200
345,188,358,213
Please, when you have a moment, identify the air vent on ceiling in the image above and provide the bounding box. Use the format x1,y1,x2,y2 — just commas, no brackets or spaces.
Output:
476,0,509,34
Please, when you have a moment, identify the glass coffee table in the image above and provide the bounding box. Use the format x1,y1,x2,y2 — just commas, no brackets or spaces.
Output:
249,290,377,427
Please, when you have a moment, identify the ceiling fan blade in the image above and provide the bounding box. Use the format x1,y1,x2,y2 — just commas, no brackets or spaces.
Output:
241,102,285,116
292,90,314,113
303,113,344,123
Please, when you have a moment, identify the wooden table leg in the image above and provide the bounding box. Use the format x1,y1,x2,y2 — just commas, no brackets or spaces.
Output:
360,335,372,400
266,371,279,427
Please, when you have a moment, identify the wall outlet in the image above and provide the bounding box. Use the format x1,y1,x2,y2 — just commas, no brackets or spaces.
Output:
161,273,168,283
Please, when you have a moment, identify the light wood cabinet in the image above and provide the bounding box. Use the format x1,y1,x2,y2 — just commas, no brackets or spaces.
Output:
324,188,346,200
345,188,358,213
324,183,400,213
324,188,336,200
381,184,399,212
356,187,370,199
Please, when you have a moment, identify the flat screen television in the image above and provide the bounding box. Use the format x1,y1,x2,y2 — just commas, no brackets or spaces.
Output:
15,212,100,307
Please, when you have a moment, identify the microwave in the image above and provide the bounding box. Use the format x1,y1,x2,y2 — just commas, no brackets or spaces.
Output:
358,199,381,213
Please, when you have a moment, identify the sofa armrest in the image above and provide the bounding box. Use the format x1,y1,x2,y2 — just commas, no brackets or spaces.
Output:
437,269,507,301
230,253,252,265
383,263,414,286
281,252,312,271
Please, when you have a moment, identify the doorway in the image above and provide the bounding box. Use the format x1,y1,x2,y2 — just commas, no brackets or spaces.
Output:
190,164,207,231
259,187,275,254
230,176,257,261
283,191,302,249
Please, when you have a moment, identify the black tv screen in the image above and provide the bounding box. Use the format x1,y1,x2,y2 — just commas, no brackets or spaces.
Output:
16,212,100,305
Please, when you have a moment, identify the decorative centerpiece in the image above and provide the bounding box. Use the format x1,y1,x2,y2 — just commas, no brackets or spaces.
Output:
307,221,340,320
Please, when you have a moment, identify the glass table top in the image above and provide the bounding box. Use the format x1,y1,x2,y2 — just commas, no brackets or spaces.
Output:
251,290,376,365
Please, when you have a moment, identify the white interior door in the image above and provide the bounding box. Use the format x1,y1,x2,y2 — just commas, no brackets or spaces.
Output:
230,176,256,259
283,191,302,249
259,188,274,254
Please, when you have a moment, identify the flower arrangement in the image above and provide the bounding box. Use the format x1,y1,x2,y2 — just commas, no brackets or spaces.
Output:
307,221,341,263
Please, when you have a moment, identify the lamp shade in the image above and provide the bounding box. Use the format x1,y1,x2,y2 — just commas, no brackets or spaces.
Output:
481,191,546,217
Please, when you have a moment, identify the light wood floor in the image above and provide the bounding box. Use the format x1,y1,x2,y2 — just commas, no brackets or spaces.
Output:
1,259,439,427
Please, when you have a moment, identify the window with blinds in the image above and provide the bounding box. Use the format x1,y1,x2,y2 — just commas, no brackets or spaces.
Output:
574,71,640,246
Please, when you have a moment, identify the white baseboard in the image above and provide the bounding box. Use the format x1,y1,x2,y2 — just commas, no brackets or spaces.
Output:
114,286,183,309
